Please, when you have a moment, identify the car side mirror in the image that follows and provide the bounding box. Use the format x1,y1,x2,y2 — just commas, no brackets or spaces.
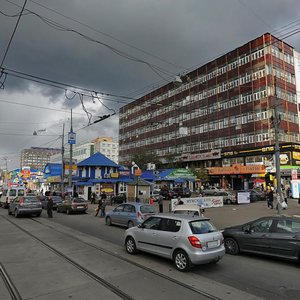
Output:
138,224,145,229
244,226,251,234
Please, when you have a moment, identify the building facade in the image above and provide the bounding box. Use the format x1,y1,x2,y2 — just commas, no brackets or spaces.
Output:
20,147,61,171
92,137,119,164
119,33,300,188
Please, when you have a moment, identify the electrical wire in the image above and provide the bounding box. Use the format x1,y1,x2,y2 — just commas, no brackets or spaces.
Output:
0,0,28,69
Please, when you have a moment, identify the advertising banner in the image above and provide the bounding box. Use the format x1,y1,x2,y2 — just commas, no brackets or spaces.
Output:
237,192,250,204
171,196,223,211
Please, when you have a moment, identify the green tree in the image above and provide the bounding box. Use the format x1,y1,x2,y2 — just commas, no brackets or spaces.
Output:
190,167,209,183
131,152,160,169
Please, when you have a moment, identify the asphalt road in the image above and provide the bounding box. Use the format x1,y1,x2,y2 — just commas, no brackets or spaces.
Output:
0,200,300,300
42,200,300,300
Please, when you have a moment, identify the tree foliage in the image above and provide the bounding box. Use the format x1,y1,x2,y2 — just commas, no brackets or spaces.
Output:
190,167,209,182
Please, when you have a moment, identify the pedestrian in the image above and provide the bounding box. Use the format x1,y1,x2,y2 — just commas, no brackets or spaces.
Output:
266,189,274,209
177,196,184,205
47,195,53,218
282,186,288,205
100,198,106,218
91,192,96,204
95,197,102,217
158,194,164,213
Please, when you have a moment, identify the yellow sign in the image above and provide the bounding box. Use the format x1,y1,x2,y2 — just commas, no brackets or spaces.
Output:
110,172,119,178
134,169,142,176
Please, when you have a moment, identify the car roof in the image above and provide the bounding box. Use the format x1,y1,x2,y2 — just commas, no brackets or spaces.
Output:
154,213,210,221
173,204,201,210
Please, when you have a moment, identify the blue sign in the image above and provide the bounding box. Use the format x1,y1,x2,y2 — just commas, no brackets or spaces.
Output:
68,132,76,144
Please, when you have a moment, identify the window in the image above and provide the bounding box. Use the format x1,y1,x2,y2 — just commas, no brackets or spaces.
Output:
189,220,216,234
114,205,125,212
159,218,181,232
250,219,273,233
276,220,300,233
143,217,161,230
124,204,135,213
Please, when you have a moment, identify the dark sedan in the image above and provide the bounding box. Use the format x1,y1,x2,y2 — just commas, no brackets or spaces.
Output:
40,196,63,210
223,215,300,262
57,197,88,214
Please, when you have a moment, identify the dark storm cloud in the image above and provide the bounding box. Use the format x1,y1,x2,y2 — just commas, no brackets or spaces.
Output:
1,0,300,169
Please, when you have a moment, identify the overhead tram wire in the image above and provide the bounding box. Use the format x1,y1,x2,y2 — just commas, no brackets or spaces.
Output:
0,0,28,69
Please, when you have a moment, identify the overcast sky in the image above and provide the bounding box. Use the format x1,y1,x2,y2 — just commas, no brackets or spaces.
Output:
1,0,300,170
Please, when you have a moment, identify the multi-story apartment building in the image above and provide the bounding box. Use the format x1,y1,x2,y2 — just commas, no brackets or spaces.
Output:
50,137,118,165
119,33,300,187
21,147,61,171
92,137,119,164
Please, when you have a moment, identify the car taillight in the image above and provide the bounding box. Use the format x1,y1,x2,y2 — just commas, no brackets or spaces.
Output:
137,211,143,220
20,197,25,206
188,236,202,248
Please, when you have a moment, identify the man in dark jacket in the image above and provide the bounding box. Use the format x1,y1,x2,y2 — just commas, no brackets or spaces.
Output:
47,195,53,218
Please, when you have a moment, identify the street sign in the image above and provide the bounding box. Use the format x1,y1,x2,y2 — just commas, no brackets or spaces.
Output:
68,132,76,144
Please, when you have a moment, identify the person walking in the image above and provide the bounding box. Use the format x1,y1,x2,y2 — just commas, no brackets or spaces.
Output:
47,195,53,218
158,194,164,213
100,198,106,218
95,197,102,217
266,189,274,209
91,192,96,204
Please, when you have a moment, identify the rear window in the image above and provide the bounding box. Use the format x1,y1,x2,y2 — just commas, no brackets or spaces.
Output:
189,220,217,234
140,205,156,214
18,190,25,196
9,190,17,196
174,210,200,216
73,198,85,203
24,197,38,203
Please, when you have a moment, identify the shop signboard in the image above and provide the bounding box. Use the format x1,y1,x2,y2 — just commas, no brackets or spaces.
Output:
237,192,250,204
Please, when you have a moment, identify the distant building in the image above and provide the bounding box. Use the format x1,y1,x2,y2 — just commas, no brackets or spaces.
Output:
50,137,118,165
91,137,119,164
20,147,61,171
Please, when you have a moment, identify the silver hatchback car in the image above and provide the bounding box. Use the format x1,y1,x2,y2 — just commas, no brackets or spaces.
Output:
125,214,225,271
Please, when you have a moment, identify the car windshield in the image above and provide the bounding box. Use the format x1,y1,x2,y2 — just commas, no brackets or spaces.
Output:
24,197,38,203
73,198,85,203
9,190,17,196
140,205,156,213
189,220,217,234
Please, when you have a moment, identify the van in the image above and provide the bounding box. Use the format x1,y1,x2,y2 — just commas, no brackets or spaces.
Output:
173,204,204,217
0,187,26,208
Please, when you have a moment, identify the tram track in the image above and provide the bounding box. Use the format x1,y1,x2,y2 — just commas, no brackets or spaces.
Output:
3,215,222,300
0,262,22,300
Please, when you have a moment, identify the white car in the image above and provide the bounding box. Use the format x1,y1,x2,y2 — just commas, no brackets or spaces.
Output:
203,186,225,195
0,187,26,208
125,214,225,272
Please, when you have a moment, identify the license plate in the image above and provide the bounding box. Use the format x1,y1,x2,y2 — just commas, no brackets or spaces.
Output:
207,241,219,248
77,206,84,209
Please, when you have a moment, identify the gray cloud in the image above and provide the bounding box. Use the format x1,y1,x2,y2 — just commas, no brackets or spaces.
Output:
1,0,300,169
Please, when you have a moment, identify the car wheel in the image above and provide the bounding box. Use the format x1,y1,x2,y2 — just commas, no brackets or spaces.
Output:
36,213,41,217
14,209,19,218
173,250,191,272
66,208,71,215
225,237,240,255
105,217,112,226
225,199,232,205
8,209,12,215
125,236,137,254
128,221,134,228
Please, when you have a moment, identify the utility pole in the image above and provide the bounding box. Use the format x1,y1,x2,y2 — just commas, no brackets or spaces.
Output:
273,79,282,215
61,123,65,193
68,109,75,195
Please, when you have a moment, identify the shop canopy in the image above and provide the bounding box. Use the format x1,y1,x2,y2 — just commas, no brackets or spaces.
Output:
157,168,196,182
77,152,119,167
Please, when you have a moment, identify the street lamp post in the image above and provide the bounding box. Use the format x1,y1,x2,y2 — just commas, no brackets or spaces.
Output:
273,80,282,215
61,123,65,193
68,109,75,195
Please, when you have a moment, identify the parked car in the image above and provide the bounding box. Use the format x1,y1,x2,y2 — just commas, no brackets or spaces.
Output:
57,197,88,214
220,191,237,205
173,204,204,216
0,186,25,208
40,196,63,210
173,187,191,198
223,215,300,262
105,202,156,228
236,189,265,202
125,214,225,272
8,196,42,217
202,186,225,196
111,193,127,204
